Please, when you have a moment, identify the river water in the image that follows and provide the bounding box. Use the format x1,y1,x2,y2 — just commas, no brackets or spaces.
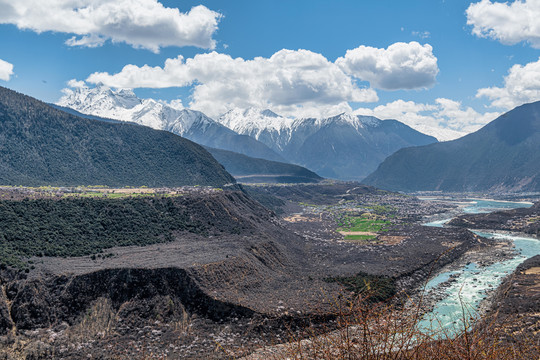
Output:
419,199,539,336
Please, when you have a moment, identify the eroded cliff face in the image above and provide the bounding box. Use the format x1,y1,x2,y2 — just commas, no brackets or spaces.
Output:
0,287,13,335
3,267,255,333
0,190,291,334
0,251,329,359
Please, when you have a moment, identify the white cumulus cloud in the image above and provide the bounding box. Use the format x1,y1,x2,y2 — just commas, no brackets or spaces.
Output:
67,79,87,89
335,42,439,90
0,1,221,52
477,57,540,109
81,43,441,118
467,0,540,48
354,99,499,141
85,49,379,118
0,58,14,81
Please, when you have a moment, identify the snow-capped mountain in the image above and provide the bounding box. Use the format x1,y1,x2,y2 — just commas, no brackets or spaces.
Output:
219,107,292,134
58,84,215,134
219,108,294,152
57,85,285,162
218,109,438,180
58,86,438,181
218,109,385,152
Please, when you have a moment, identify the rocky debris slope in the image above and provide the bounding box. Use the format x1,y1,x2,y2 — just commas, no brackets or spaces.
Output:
488,255,540,349
244,182,380,206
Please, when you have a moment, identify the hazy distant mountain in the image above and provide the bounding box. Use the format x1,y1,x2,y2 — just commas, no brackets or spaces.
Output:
363,101,540,192
218,108,438,180
204,147,323,184
57,85,285,162
0,86,235,187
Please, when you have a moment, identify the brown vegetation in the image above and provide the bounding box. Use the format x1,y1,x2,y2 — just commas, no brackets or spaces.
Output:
241,292,539,360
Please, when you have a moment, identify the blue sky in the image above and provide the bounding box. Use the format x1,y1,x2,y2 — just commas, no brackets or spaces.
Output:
1,0,540,140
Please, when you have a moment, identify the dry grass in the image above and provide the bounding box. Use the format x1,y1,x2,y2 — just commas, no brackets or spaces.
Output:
283,214,321,223
239,293,539,360
66,297,117,342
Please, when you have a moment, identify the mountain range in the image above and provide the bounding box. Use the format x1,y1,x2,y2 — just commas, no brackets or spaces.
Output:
218,108,438,180
54,100,322,184
0,86,235,187
363,101,540,192
57,85,284,162
59,86,437,181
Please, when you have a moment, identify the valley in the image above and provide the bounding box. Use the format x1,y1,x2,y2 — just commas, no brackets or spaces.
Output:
1,183,536,358
58,87,437,182
3,1,540,358
0,86,539,359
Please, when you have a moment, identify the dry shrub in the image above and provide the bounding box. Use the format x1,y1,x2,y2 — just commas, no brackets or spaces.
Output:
67,297,116,341
241,293,539,360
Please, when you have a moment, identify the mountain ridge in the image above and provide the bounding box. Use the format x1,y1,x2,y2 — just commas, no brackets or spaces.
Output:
363,101,540,192
0,86,235,187
204,147,323,184
58,86,438,181
58,86,285,162
218,108,438,180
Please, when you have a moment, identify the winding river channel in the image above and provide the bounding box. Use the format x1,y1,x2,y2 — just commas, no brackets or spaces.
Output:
419,199,539,335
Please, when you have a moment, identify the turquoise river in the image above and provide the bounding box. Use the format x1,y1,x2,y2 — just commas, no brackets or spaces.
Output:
419,199,538,336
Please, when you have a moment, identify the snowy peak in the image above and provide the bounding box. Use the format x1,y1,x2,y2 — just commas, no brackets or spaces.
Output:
57,85,215,135
58,84,141,116
261,109,280,118
57,86,285,163
165,109,214,135
217,109,383,138
59,85,142,123
215,109,390,155
218,107,292,134
318,113,381,130
356,115,382,127
112,88,139,108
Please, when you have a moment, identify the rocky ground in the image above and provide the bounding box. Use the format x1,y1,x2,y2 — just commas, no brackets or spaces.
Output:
486,254,540,354
449,201,540,237
0,183,502,359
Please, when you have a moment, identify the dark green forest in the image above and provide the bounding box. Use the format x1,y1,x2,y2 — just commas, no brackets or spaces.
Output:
0,197,207,268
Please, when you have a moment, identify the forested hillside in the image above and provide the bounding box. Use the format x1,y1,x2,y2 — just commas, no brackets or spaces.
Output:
0,86,235,187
